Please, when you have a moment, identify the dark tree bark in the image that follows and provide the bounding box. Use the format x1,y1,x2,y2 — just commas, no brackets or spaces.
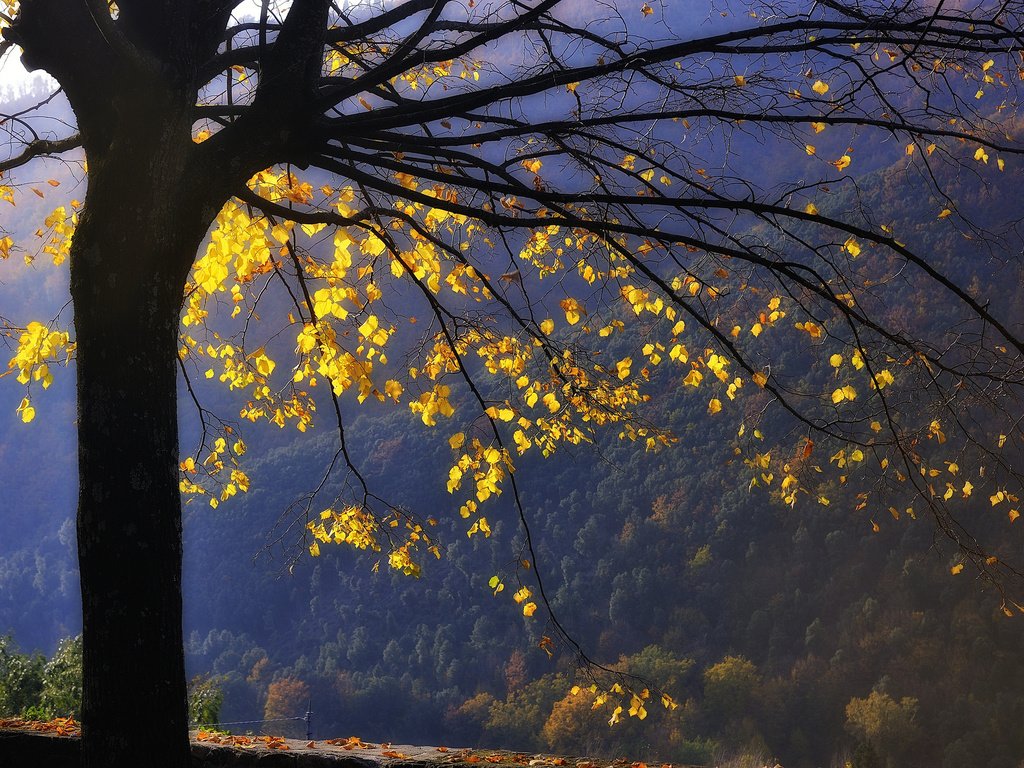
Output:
8,5,324,767
70,131,220,768
7,5,253,765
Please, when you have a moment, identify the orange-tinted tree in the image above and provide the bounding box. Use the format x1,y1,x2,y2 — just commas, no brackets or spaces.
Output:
263,677,310,737
2,1,1024,767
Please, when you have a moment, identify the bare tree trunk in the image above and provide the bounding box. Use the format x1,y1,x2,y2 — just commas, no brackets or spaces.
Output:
70,136,217,768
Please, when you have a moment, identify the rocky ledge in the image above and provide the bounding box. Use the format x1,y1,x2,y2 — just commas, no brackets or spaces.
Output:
0,720,696,768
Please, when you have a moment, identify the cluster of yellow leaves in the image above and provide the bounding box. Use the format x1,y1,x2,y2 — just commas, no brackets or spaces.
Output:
178,435,251,509
511,585,538,617
188,199,274,300
177,168,520,575
749,296,786,338
307,506,381,554
518,224,567,278
394,57,481,92
410,383,456,427
568,683,678,726
447,438,511,505
306,506,439,577
735,318,914,509
32,204,78,266
4,322,75,422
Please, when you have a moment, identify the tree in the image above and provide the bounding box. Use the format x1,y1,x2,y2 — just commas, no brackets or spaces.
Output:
186,674,224,728
262,677,310,738
1,1,1024,767
0,635,44,717
702,655,760,727
845,690,921,768
39,635,83,720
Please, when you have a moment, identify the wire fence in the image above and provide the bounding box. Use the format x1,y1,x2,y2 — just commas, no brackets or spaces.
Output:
194,709,313,740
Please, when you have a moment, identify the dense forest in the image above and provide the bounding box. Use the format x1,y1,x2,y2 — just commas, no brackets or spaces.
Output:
3,66,1024,768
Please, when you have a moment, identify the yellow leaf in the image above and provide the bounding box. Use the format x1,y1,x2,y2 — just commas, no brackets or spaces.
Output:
540,318,554,335
1010,509,1020,523
560,298,584,325
833,154,851,172
805,144,816,156
974,146,989,164
937,208,952,219
616,357,632,380
449,432,465,451
682,369,703,387
522,158,543,174
811,80,829,95
708,398,722,414
950,563,964,575
829,354,843,367
805,202,818,215
522,602,537,617
640,2,653,15
734,74,746,87
270,223,291,244
252,351,276,377
309,541,321,557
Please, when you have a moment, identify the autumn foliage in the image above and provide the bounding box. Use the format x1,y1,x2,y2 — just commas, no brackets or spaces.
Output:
2,1,1024,766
